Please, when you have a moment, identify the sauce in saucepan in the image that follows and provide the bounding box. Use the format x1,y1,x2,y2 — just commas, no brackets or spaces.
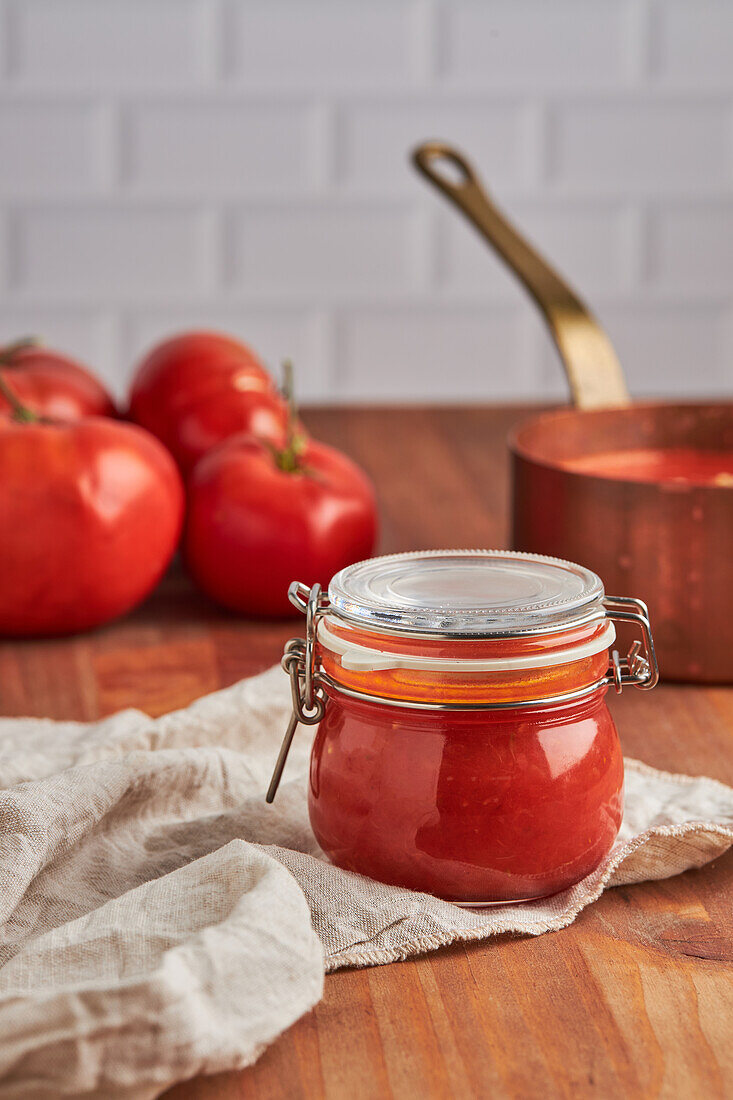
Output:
560,447,733,487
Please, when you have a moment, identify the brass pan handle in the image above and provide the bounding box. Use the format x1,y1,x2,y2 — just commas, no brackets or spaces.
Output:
412,141,630,410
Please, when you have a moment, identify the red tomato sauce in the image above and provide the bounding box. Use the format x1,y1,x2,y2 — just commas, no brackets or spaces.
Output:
309,687,623,904
560,447,733,487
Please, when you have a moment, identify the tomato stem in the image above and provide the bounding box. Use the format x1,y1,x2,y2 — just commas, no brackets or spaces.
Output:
277,358,306,472
0,335,41,363
0,337,41,422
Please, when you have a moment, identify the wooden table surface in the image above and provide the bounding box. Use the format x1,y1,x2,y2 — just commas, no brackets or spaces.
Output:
1,406,731,1100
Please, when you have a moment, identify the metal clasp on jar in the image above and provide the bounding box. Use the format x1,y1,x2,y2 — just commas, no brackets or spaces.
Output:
265,582,329,804
601,596,659,693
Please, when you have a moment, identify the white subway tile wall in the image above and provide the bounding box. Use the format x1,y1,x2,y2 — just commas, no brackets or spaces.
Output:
0,0,730,403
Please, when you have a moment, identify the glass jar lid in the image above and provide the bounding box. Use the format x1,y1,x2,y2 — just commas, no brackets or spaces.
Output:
328,550,605,637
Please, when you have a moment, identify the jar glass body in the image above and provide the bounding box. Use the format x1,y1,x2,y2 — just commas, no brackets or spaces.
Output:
308,686,623,904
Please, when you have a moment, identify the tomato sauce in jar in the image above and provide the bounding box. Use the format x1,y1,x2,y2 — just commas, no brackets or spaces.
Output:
269,551,658,905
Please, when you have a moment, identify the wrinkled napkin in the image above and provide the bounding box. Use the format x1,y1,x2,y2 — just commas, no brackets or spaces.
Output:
0,665,731,1099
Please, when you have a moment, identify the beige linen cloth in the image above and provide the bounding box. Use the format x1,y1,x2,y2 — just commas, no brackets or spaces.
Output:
0,666,732,1099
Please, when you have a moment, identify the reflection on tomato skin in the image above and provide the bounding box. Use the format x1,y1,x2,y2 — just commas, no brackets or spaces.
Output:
309,690,623,904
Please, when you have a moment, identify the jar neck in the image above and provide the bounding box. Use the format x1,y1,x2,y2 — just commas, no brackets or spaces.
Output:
317,614,613,707
322,679,610,721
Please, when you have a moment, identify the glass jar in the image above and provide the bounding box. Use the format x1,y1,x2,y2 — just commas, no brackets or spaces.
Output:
268,550,658,905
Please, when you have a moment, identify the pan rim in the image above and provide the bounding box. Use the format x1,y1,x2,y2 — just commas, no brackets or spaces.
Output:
509,399,733,492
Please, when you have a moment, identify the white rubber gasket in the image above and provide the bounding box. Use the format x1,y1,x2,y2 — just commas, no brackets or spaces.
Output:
318,617,616,674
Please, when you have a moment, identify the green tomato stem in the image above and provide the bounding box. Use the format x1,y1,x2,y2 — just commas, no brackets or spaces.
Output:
276,358,306,472
0,336,42,422
0,336,41,362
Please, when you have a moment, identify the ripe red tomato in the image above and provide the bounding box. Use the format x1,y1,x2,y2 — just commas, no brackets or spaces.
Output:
128,331,291,473
185,434,378,617
0,340,116,420
0,412,184,636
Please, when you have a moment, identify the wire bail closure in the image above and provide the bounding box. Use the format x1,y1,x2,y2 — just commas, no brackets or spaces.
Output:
265,582,329,804
266,584,659,803
601,596,659,693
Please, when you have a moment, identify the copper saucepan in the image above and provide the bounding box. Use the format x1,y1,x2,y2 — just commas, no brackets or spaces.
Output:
413,141,733,683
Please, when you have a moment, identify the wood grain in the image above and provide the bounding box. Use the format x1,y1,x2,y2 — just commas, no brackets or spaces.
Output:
0,406,730,1100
